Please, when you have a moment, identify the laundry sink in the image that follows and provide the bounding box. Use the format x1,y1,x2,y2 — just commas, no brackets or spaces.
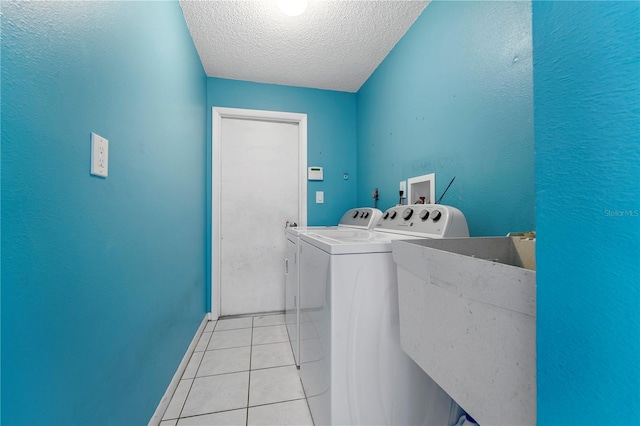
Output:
392,235,536,426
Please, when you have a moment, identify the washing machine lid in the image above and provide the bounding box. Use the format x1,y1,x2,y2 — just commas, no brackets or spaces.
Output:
285,225,338,238
286,207,383,239
300,228,421,255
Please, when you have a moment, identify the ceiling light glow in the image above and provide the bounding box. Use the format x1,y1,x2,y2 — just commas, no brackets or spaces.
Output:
277,0,308,17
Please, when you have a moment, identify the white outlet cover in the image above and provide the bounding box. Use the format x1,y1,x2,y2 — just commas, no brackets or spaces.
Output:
91,132,109,177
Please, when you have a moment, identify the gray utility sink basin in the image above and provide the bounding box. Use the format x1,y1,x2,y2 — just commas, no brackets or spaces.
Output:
392,235,536,426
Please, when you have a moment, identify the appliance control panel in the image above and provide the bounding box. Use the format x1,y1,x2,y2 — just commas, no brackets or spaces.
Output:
338,208,383,229
375,204,469,238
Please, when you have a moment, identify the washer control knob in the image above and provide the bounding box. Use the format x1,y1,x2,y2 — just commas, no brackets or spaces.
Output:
364,211,370,218
390,211,398,219
419,210,430,221
352,210,360,218
431,210,442,222
402,208,414,220
382,211,390,220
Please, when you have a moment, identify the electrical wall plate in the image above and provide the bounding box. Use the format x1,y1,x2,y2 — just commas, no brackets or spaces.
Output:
308,166,323,181
90,132,109,178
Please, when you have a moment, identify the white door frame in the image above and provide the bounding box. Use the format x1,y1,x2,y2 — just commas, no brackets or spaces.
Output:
211,107,308,319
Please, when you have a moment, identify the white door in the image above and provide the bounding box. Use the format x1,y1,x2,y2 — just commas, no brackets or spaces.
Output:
212,108,307,318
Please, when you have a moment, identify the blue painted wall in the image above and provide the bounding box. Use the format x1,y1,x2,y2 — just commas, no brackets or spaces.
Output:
205,78,357,310
357,1,534,236
1,2,207,425
533,1,640,423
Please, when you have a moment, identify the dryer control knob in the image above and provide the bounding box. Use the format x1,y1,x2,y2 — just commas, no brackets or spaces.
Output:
382,212,390,220
390,211,398,219
431,210,442,222
419,210,430,221
364,211,370,218
402,208,414,220
352,210,360,218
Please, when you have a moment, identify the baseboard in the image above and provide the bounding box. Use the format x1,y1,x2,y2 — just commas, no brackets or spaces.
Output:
148,314,209,426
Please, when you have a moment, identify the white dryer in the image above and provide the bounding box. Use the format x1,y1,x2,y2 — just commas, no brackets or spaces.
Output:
298,204,469,426
285,207,382,367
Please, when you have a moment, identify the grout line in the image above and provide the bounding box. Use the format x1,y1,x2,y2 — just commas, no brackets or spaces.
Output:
212,325,253,332
246,316,255,426
250,363,296,373
204,344,253,353
253,323,286,328
191,368,251,380
176,406,245,421
172,320,218,421
190,329,212,374
206,343,252,351
175,378,196,421
299,374,315,426
247,396,309,410
218,311,284,321
206,328,253,351
165,316,312,425
202,330,214,351
174,321,218,420
251,340,290,347
176,397,310,425
191,359,294,380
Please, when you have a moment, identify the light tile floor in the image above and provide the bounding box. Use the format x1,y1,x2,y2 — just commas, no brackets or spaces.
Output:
160,314,314,426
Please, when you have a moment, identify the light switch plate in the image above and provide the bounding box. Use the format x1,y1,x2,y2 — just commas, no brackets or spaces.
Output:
91,132,109,177
316,191,324,204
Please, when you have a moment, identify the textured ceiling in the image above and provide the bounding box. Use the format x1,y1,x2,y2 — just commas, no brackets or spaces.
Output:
179,1,428,93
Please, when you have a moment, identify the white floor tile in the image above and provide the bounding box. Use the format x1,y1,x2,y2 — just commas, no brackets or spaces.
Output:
194,332,212,352
249,365,305,407
252,324,289,345
181,371,250,417
248,399,313,426
162,314,314,426
197,346,251,377
208,327,252,350
254,314,286,327
215,317,253,331
182,351,204,380
163,379,193,420
203,321,216,333
251,342,294,370
177,409,247,426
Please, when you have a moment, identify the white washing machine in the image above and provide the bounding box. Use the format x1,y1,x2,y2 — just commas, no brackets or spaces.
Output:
285,207,382,367
298,204,469,426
